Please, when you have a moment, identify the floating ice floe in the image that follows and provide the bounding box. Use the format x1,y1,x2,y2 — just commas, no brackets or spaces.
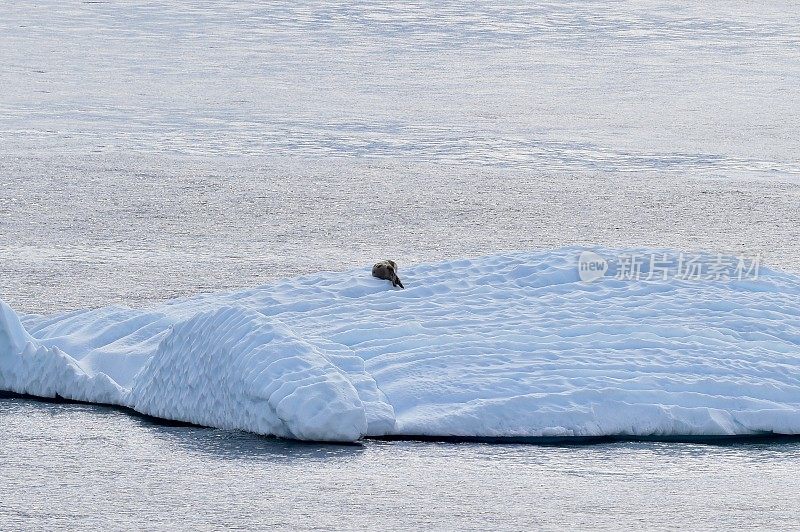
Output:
2,248,799,442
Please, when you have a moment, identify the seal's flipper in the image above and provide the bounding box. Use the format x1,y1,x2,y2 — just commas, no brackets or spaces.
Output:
395,278,404,289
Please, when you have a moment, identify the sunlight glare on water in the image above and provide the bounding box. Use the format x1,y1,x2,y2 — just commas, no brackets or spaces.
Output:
1,400,799,530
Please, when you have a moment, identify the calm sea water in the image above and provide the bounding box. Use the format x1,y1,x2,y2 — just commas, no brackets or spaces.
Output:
2,1,799,529
2,399,799,530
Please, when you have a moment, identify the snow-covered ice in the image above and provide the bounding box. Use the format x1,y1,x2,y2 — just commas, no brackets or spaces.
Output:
2,248,799,442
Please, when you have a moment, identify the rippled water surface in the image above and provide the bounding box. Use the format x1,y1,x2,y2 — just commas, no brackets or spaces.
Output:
2,0,800,313
2,399,799,530
2,1,800,529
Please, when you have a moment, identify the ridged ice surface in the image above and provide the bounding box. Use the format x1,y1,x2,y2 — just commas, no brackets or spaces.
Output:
2,249,800,441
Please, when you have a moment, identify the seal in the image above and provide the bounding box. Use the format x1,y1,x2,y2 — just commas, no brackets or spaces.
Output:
372,260,404,288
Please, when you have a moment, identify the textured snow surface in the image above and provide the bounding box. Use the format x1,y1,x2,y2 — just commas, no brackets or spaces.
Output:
2,249,800,442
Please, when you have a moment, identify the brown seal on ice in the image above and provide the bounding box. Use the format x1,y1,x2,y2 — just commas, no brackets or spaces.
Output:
372,260,404,288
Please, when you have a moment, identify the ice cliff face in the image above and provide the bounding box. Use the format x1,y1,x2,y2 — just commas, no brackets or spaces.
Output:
2,249,799,442
129,307,369,442
0,301,124,404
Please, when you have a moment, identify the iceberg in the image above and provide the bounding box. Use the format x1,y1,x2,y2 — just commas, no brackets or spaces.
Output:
2,248,799,442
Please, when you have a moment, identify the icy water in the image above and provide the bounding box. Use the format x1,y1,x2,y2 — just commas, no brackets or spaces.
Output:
2,0,800,529
2,399,799,530
2,0,800,313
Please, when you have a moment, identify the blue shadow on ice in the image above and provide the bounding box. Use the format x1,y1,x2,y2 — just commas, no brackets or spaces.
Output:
4,391,800,449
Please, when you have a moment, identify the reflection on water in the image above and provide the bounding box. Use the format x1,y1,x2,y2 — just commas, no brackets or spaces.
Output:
2,399,798,529
140,421,366,463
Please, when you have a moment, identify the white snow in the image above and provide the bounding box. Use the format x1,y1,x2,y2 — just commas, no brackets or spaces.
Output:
2,248,799,442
